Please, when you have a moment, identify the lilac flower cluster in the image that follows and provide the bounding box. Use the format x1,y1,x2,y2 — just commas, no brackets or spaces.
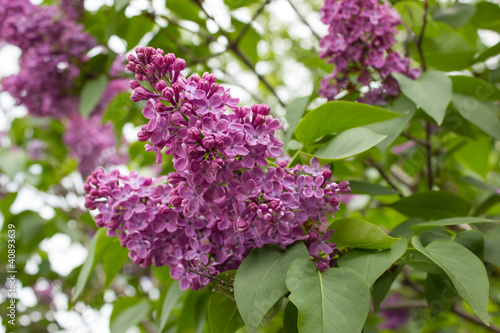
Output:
83,47,351,290
318,0,420,104
64,115,126,177
0,0,96,117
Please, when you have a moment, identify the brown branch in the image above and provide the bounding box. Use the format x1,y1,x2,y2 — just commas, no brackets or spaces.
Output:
286,0,321,41
425,122,433,190
452,305,500,333
401,132,429,148
234,0,272,46
365,158,404,198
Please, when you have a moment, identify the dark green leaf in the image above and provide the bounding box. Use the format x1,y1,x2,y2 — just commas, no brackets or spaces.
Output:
177,288,209,333
408,251,446,274
337,238,408,286
474,41,500,63
159,281,184,332
110,299,151,333
283,301,299,333
455,230,484,261
102,239,129,288
452,93,500,141
470,1,500,33
286,259,370,333
207,271,244,333
450,76,500,101
117,14,154,50
80,75,108,117
166,0,201,23
372,265,404,313
412,237,490,324
349,180,398,196
328,218,399,250
392,71,452,125
72,229,112,302
389,191,472,220
484,227,500,267
312,127,387,160
233,243,308,333
425,274,457,316
294,101,400,144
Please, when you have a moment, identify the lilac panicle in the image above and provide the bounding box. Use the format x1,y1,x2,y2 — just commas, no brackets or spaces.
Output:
84,48,351,290
318,0,420,104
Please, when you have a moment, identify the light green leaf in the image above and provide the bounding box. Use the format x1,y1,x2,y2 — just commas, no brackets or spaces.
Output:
284,95,310,150
0,148,27,179
392,71,452,125
484,227,500,267
411,217,498,233
451,93,500,141
372,265,404,312
424,274,457,316
313,127,387,160
286,259,370,333
450,76,500,101
79,75,108,117
456,137,491,177
412,237,490,324
102,239,129,288
432,3,476,28
207,271,244,333
159,281,184,332
366,95,416,153
72,229,112,302
474,41,500,63
233,243,308,333
470,1,500,33
328,218,399,250
294,101,400,144
389,191,472,220
110,300,151,333
114,0,129,12
337,238,408,286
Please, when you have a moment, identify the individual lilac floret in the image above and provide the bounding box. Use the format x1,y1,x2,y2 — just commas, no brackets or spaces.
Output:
318,0,420,104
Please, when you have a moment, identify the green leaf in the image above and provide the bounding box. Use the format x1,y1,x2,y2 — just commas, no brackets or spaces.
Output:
432,3,476,28
337,238,408,286
312,127,387,160
455,230,484,260
425,274,457,316
348,180,398,196
233,243,308,333
451,93,500,141
450,76,500,101
115,0,129,12
412,237,490,324
470,1,500,33
366,95,416,153
0,148,27,179
102,239,129,288
283,301,299,333
392,71,452,125
372,265,404,313
79,75,108,117
116,14,154,50
208,271,244,333
284,95,310,150
72,229,112,302
166,0,201,23
294,101,400,144
177,288,209,333
408,251,445,274
411,217,498,233
286,259,370,333
389,191,472,220
474,41,500,63
110,299,151,333
456,137,490,177
328,218,399,250
159,281,184,332
484,227,500,267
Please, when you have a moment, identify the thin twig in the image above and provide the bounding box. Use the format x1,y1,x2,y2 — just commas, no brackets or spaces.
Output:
286,0,321,41
415,0,428,72
191,0,286,107
365,158,404,198
401,132,429,148
234,0,272,46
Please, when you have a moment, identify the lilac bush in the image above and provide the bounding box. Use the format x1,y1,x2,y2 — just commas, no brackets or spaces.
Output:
318,0,420,104
84,47,351,290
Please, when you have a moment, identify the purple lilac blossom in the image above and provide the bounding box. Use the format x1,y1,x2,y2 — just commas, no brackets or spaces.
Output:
0,0,96,117
83,48,351,290
318,0,420,104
